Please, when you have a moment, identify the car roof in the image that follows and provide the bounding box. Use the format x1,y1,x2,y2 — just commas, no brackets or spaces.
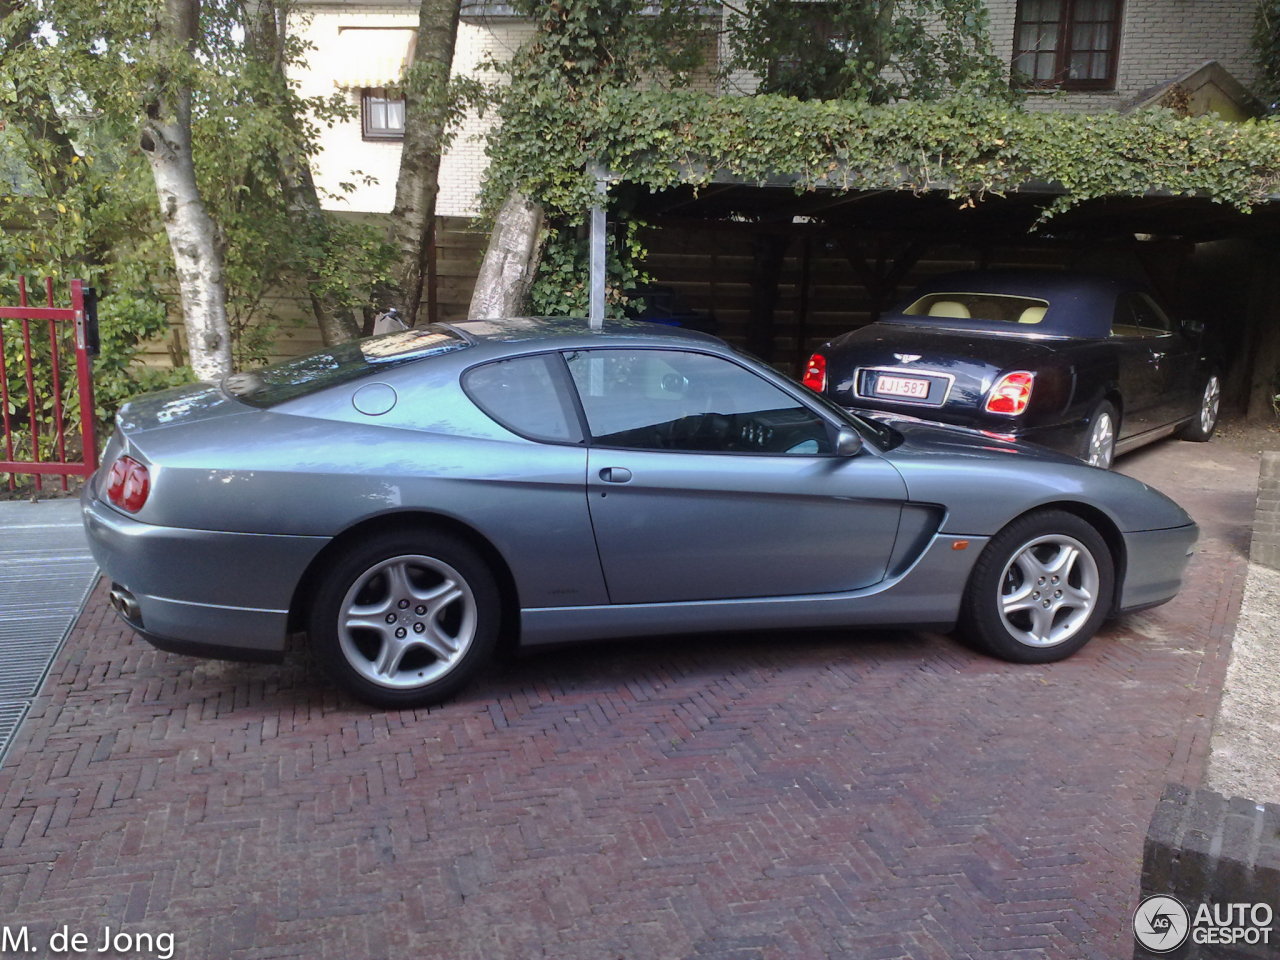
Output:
884,270,1147,339
446,316,725,351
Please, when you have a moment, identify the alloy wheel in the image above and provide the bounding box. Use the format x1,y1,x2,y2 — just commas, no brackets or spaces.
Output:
337,554,477,689
1200,376,1221,435
997,534,1100,647
1087,412,1114,469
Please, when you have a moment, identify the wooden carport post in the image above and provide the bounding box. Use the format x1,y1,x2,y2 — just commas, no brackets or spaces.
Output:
746,233,790,361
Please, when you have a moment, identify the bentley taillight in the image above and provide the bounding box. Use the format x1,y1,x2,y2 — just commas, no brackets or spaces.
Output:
106,456,150,513
802,353,827,393
985,371,1035,416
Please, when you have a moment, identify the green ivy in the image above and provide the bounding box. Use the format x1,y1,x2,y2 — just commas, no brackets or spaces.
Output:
527,219,651,317
493,89,1280,224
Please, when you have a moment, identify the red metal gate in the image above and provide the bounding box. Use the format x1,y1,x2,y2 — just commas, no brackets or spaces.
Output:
0,277,98,491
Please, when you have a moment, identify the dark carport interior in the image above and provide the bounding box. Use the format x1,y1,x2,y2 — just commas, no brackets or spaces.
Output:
625,181,1280,420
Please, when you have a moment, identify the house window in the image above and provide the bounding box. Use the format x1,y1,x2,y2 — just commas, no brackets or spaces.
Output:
362,89,405,141
1012,0,1122,90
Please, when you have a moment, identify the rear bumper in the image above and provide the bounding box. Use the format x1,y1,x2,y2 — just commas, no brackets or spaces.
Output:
1117,523,1199,613
81,490,327,657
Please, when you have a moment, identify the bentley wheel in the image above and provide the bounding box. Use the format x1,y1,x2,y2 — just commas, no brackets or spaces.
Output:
1179,373,1220,442
959,509,1115,664
1082,401,1117,469
310,529,500,708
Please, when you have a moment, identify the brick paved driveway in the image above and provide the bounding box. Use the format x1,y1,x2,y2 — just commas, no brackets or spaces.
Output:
0,438,1256,960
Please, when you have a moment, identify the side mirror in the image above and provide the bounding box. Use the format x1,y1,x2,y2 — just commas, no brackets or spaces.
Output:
835,426,863,457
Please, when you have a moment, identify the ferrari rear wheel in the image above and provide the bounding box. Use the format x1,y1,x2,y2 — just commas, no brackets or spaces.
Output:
1082,401,1117,469
959,509,1115,664
309,529,500,708
1179,373,1220,442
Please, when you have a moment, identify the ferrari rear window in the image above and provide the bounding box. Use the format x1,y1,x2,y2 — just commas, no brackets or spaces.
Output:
903,293,1050,325
223,325,469,408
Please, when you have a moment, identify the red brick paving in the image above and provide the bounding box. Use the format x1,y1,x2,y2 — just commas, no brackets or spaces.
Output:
0,439,1256,959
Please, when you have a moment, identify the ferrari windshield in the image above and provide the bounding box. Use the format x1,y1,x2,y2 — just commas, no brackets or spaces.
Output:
223,326,470,408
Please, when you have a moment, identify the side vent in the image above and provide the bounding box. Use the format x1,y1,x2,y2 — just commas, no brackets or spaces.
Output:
886,504,947,578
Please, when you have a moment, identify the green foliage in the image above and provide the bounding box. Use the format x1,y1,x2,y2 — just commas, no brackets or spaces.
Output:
721,0,1011,104
527,219,651,317
0,0,396,431
495,86,1280,231
482,0,711,308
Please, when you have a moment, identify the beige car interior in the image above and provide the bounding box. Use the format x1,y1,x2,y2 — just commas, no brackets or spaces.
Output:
927,301,971,318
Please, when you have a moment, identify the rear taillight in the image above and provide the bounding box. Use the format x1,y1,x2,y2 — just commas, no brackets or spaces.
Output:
802,353,827,392
985,371,1035,416
105,456,150,513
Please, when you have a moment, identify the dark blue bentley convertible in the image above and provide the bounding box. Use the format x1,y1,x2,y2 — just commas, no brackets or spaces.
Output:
802,271,1220,468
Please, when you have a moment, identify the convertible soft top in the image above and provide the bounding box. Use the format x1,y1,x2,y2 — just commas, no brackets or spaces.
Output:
883,271,1142,340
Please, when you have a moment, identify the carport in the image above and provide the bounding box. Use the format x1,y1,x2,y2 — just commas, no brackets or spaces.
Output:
608,179,1280,418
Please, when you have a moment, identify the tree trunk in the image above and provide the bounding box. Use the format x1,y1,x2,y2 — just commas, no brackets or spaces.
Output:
245,1,361,345
139,0,232,380
374,0,464,325
468,190,545,319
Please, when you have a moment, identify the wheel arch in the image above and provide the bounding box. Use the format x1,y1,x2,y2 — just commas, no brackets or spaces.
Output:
286,511,522,653
1000,500,1128,614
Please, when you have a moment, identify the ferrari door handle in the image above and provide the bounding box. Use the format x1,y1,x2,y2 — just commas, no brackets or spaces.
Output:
599,467,632,483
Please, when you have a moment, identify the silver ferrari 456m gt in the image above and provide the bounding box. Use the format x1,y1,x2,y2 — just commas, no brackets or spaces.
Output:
83,318,1198,708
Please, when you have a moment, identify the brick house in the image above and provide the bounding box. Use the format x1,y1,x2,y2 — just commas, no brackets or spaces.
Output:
290,0,1261,219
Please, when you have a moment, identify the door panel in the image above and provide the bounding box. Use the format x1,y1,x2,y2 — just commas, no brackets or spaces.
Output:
1152,333,1201,425
567,346,910,604
585,448,907,604
1111,295,1164,439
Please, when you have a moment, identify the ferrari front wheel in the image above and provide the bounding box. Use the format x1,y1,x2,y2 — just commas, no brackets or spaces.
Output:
960,509,1115,664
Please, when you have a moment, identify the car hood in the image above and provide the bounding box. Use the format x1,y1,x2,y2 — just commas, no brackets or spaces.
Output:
872,413,1082,466
116,381,253,434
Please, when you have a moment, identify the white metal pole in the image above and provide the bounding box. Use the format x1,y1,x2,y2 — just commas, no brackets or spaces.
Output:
588,163,607,330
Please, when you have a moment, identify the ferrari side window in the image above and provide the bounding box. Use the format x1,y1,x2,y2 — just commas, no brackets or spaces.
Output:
564,349,832,456
462,354,583,444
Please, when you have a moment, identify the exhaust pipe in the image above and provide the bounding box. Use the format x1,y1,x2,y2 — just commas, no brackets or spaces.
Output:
108,584,142,625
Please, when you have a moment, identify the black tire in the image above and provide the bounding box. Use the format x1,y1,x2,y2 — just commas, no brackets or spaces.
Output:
1080,400,1118,469
959,509,1115,664
309,528,501,708
1178,372,1220,442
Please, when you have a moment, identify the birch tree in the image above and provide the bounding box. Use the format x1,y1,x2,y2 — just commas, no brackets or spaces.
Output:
140,0,232,380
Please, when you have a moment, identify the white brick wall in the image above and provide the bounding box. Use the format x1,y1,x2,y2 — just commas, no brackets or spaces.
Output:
988,0,1257,112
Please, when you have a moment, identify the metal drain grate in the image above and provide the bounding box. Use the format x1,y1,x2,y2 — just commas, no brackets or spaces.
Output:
0,499,98,768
